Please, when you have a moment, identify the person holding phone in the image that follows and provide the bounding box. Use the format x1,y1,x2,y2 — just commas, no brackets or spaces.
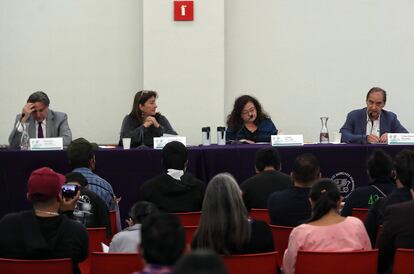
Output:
65,172,111,236
119,90,177,148
0,167,88,274
8,91,72,149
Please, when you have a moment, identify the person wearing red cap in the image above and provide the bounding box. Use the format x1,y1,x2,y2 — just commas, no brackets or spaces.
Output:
0,167,88,274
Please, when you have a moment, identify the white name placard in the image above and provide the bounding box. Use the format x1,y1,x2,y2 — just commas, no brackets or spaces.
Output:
30,137,64,150
153,136,187,149
388,133,414,145
271,135,304,146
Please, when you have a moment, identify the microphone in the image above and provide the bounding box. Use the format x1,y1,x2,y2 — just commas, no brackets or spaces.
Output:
229,126,244,144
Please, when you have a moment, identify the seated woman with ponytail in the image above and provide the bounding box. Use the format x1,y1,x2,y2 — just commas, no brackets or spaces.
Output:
283,179,371,274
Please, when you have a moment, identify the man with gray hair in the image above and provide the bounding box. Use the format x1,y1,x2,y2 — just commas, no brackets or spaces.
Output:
8,91,72,148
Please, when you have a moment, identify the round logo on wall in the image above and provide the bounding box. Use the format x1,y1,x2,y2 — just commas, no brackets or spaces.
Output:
331,172,355,198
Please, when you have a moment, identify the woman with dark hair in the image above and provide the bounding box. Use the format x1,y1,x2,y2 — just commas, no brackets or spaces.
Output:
119,90,177,147
283,179,371,274
191,173,274,254
109,201,158,253
226,95,277,144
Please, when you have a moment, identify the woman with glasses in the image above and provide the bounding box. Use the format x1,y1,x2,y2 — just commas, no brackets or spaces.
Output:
226,95,277,144
119,90,177,147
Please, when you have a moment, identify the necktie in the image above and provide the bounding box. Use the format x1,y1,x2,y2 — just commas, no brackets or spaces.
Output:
38,122,44,138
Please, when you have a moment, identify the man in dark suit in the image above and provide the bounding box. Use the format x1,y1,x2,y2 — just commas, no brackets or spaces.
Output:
377,150,414,273
340,87,408,144
268,153,320,226
8,91,72,148
241,147,292,210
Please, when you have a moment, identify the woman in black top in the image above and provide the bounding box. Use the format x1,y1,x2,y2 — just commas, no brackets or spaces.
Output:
192,173,274,254
119,90,177,147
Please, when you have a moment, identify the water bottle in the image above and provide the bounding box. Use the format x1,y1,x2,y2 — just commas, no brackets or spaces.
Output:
201,127,211,146
217,127,226,145
20,123,30,150
319,117,329,144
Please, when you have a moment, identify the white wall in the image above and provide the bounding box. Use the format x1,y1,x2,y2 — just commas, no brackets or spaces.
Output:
226,0,414,142
1,0,414,145
142,0,225,145
0,0,142,144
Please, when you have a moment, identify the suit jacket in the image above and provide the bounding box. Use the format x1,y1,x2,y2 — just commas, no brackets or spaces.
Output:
378,200,414,274
340,107,408,144
8,109,72,148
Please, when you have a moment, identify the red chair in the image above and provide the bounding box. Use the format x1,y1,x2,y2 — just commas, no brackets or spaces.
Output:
90,252,144,274
250,208,271,224
295,249,378,274
109,210,118,236
351,208,369,222
392,248,414,274
79,227,110,274
175,211,202,226
222,251,279,274
270,225,293,264
0,258,73,274
184,225,198,247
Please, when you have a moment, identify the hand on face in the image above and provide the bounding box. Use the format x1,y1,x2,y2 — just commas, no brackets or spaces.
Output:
22,102,48,123
21,103,35,122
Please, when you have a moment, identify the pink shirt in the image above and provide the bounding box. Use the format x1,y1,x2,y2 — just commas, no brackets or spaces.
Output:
283,216,371,274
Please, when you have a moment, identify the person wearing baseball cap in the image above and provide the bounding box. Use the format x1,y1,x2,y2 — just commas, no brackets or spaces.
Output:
0,167,88,274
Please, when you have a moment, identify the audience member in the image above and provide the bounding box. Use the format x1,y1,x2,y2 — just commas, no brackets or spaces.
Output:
192,173,274,254
65,172,111,235
268,153,320,226
342,149,395,216
0,167,88,274
137,141,205,212
172,249,228,274
67,137,117,210
340,87,408,144
119,90,177,148
133,213,185,274
365,149,414,246
378,182,414,274
8,91,72,148
109,201,158,253
283,179,371,274
226,94,277,144
241,147,292,210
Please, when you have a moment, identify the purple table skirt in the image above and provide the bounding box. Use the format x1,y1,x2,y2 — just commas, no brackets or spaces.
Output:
0,143,411,222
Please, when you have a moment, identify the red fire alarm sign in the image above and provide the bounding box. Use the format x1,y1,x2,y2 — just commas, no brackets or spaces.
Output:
174,1,194,21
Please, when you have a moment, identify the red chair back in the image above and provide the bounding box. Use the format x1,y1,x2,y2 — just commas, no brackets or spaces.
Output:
250,208,270,224
0,258,73,274
175,211,202,226
295,249,378,274
392,248,414,274
80,227,111,274
87,227,109,252
351,208,369,222
184,225,198,247
90,252,143,274
109,210,118,236
222,251,279,274
269,225,293,264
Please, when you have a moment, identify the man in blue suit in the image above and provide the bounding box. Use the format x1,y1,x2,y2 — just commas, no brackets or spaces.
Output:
340,87,408,144
9,91,72,148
